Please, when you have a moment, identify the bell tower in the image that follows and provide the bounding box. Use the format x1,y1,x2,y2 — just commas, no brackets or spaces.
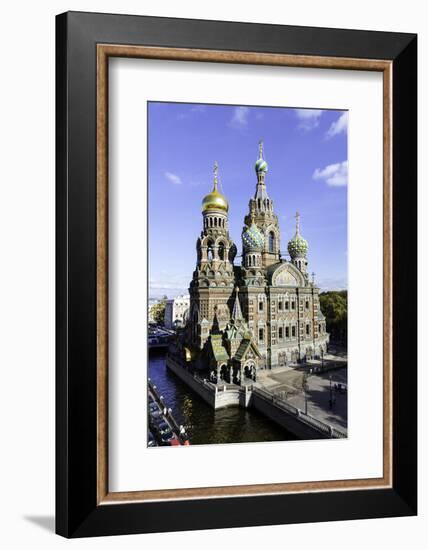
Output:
189,162,236,348
244,141,281,267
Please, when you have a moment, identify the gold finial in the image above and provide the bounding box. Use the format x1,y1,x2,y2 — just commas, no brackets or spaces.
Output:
258,140,264,159
213,161,219,190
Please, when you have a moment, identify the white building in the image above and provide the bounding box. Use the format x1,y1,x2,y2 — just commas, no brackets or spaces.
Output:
164,295,190,329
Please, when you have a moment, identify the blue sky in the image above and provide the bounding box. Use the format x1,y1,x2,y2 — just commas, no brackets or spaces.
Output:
148,102,348,299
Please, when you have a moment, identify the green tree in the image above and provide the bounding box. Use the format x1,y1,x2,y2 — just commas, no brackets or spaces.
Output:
319,290,347,345
150,295,168,325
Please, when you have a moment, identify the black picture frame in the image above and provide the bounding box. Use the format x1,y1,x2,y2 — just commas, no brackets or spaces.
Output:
56,11,417,538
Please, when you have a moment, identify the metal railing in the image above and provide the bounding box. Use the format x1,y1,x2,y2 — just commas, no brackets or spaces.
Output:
253,386,347,439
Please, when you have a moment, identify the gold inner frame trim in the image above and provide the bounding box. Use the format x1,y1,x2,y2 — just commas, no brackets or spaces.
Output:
96,44,393,505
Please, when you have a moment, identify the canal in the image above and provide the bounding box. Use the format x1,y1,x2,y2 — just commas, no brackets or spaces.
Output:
148,350,297,445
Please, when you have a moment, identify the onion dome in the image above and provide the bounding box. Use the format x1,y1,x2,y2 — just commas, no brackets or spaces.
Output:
288,211,308,258
243,222,264,250
255,140,268,173
202,161,229,213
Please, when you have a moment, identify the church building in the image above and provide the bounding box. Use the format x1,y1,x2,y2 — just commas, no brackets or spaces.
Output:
174,142,329,385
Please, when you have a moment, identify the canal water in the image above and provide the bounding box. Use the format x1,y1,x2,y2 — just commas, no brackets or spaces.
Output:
149,350,297,445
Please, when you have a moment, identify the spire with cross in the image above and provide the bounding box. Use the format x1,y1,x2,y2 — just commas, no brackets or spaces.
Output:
213,161,219,190
295,211,301,235
258,139,264,159
231,287,243,321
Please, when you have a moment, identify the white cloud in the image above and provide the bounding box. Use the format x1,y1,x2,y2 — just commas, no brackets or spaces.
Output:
313,160,348,187
149,273,189,299
295,109,323,131
176,105,206,120
164,171,182,185
229,106,249,128
191,105,206,113
326,112,348,139
317,277,348,292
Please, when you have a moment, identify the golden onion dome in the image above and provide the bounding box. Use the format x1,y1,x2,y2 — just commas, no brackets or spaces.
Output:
201,186,229,213
201,162,229,213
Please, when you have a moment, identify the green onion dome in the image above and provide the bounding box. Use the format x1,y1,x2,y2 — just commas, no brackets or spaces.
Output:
255,158,268,173
243,222,264,250
287,233,308,258
255,140,268,173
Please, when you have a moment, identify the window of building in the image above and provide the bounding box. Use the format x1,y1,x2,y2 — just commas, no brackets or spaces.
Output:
291,325,296,337
285,326,289,338
259,300,264,312
291,301,296,310
218,243,225,260
306,324,310,336
305,300,310,309
259,328,264,342
269,231,275,252
278,327,283,339
285,301,289,310
278,301,283,310
318,323,322,333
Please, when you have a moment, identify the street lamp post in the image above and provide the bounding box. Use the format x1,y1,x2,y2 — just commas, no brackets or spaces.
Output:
302,372,309,415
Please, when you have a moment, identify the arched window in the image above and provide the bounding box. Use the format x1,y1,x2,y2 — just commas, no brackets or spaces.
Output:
269,231,275,252
218,243,225,260
207,241,214,261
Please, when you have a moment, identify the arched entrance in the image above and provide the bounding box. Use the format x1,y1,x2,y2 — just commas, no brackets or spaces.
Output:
243,360,256,381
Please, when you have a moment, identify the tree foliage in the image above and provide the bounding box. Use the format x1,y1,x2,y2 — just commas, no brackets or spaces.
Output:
150,295,168,325
319,290,347,345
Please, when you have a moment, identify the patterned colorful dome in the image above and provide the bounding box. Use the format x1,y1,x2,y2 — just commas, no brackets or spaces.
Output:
255,158,268,173
243,222,264,250
287,233,308,258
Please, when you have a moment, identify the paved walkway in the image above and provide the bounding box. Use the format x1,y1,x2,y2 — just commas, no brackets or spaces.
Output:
257,361,348,432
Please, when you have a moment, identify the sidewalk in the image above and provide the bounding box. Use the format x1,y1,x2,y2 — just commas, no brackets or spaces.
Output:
257,364,348,432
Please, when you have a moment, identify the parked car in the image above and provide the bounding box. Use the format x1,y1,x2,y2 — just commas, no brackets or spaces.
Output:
155,421,172,436
149,408,162,421
147,431,157,447
159,431,175,445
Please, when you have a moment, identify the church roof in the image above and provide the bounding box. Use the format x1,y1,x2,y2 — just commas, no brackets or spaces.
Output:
234,339,252,361
317,309,326,320
234,338,262,361
232,289,243,320
210,334,229,362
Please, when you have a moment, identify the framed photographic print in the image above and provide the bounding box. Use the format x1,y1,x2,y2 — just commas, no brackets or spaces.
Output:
56,11,417,537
